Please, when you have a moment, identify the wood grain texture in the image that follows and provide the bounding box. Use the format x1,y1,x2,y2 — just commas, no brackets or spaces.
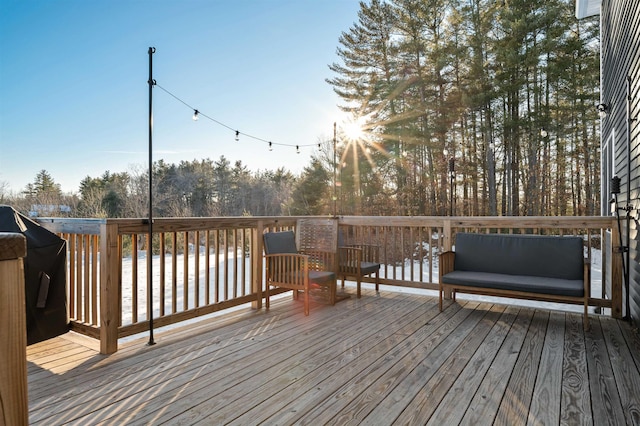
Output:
0,239,28,426
24,291,640,425
0,232,26,261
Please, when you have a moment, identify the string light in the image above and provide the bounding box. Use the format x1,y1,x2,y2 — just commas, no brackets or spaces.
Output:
155,83,320,152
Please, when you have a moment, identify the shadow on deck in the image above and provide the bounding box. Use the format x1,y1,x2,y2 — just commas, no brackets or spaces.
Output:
27,288,640,425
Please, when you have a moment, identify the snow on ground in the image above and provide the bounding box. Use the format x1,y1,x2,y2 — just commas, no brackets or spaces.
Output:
119,246,604,333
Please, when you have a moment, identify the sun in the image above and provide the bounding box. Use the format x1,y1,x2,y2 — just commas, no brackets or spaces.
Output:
342,116,367,142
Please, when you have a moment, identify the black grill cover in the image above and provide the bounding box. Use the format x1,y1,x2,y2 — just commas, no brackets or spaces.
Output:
0,205,69,344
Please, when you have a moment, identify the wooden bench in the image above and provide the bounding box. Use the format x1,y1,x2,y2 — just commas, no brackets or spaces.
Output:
439,233,590,330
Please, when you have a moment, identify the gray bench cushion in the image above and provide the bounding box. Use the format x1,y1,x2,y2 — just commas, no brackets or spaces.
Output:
441,270,584,297
453,233,584,280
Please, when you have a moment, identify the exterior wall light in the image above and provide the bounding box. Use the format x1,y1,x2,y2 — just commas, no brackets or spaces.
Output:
597,103,609,117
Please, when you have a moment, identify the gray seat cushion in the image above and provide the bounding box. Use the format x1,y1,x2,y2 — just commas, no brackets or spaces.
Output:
340,261,380,275
309,270,336,284
442,270,584,298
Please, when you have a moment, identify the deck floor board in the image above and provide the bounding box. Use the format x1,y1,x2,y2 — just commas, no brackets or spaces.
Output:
26,289,640,425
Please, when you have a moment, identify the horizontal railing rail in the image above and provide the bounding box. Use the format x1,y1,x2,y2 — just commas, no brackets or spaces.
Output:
38,215,620,354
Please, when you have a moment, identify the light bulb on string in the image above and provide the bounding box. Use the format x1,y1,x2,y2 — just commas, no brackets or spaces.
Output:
296,145,300,154
192,109,199,121
269,141,273,151
235,130,240,141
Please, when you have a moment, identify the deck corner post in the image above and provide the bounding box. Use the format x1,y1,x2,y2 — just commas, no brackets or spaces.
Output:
610,222,624,319
99,223,120,354
0,233,29,426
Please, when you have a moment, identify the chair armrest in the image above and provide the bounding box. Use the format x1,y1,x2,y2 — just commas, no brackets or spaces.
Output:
338,246,363,273
439,251,455,279
342,244,379,263
265,253,309,286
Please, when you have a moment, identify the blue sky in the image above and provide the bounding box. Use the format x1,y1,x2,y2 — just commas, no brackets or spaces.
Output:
0,0,361,193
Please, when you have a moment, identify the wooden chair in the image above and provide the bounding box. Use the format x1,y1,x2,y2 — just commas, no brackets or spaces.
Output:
263,230,336,316
338,229,381,298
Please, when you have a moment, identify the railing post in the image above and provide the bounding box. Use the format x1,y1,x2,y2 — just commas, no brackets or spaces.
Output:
442,219,453,251
100,223,120,354
252,221,264,310
0,233,29,426
610,224,623,319
442,219,453,300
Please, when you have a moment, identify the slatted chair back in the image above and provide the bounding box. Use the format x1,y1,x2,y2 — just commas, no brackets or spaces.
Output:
296,218,338,252
296,218,338,272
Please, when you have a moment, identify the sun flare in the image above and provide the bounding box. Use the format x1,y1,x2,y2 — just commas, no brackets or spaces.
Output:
342,116,367,142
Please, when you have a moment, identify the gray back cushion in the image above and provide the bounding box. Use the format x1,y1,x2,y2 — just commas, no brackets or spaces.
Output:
453,233,584,280
263,231,297,255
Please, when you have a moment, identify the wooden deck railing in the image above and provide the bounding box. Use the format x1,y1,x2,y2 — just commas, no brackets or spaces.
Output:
37,216,621,354
0,233,29,425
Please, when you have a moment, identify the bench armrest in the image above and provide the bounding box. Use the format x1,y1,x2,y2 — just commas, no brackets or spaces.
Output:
439,251,455,279
584,258,591,299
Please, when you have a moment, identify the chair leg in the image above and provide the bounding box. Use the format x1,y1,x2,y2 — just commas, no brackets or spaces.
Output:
375,272,379,292
357,277,361,298
439,284,442,312
583,302,590,331
266,284,270,311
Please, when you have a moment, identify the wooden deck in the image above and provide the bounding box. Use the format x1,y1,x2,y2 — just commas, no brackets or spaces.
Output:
27,288,640,425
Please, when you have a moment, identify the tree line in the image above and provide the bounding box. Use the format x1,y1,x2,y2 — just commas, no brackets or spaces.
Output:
0,160,331,218
327,0,600,216
1,0,601,219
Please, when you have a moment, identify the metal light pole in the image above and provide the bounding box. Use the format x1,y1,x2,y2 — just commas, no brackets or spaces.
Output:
448,157,455,216
147,47,156,346
333,122,337,217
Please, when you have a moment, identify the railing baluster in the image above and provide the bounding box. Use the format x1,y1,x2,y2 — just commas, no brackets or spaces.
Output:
224,230,229,301
159,232,165,317
194,230,200,308
91,234,98,325
132,234,138,324
172,232,177,314
76,234,83,322
84,234,90,323
215,229,220,303
205,230,211,304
